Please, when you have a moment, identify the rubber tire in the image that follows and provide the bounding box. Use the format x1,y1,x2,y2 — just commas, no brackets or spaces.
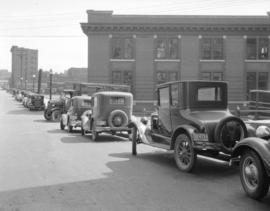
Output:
81,127,85,136
214,116,248,154
130,126,138,156
240,150,269,200
51,109,61,122
108,110,128,128
174,133,197,172
92,121,98,141
68,120,73,133
44,109,52,121
60,119,65,130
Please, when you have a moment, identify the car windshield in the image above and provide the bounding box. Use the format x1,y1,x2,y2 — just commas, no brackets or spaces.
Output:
81,99,91,107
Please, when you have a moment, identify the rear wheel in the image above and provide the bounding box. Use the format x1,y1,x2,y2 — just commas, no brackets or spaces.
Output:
240,150,269,200
174,134,197,172
51,109,61,122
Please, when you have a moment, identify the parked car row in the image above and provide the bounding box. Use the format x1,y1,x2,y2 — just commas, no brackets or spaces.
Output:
11,88,45,110
7,81,270,200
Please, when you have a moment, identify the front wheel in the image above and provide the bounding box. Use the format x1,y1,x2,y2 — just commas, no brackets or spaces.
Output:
92,121,98,141
60,119,65,130
51,109,61,122
174,134,197,172
44,109,52,120
81,127,85,136
240,150,269,200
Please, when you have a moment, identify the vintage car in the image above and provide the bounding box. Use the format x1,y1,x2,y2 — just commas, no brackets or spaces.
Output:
44,89,79,121
27,93,45,110
60,95,92,132
129,80,248,172
81,91,133,141
231,121,270,200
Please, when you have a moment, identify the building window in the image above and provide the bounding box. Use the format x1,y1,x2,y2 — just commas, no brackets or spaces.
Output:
201,37,223,60
111,38,134,59
156,71,178,84
112,70,133,88
247,72,269,94
155,38,179,59
201,72,223,81
246,37,269,60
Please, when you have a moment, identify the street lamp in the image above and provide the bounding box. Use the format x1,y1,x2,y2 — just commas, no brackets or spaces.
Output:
20,77,23,89
49,69,53,100
32,74,36,92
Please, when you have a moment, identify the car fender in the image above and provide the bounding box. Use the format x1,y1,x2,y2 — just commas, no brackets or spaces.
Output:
50,107,60,113
170,125,197,150
232,137,270,176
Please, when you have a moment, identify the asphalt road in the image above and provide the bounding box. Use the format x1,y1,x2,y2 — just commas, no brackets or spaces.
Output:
0,89,269,211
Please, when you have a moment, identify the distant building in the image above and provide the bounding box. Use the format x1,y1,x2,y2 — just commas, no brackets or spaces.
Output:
10,46,38,89
0,69,11,80
81,10,270,105
65,67,87,82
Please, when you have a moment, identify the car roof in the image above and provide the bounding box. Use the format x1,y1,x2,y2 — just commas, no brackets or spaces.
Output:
250,89,270,93
92,91,133,97
71,95,91,100
157,80,227,89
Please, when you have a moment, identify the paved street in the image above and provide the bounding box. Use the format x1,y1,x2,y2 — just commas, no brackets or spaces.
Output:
0,89,269,211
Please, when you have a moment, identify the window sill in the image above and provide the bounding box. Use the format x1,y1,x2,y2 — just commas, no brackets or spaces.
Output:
245,60,270,63
110,59,135,62
154,59,181,62
200,60,225,62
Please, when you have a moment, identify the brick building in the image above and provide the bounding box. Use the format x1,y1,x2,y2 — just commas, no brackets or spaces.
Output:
10,46,38,89
81,10,270,104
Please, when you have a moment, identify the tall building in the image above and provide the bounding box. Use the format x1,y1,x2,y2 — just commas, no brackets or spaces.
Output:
10,46,38,89
81,10,270,106
65,67,88,82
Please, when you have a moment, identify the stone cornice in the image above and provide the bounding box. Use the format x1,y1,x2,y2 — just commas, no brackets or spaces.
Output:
81,23,270,35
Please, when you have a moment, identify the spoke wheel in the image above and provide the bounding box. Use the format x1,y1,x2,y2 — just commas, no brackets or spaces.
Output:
44,110,52,120
240,150,269,200
174,134,196,172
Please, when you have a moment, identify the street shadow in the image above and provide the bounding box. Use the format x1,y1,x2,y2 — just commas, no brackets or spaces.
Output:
7,109,43,115
0,152,269,211
34,119,59,123
60,133,128,144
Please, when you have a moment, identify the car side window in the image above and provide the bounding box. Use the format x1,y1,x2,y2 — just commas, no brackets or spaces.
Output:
171,84,178,106
159,87,170,108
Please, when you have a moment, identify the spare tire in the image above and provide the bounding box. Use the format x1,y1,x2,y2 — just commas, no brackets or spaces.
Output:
214,116,247,154
108,110,128,128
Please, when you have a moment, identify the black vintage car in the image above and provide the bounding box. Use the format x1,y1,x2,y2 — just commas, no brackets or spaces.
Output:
27,93,45,111
44,89,79,121
81,91,133,140
231,121,270,200
129,80,248,172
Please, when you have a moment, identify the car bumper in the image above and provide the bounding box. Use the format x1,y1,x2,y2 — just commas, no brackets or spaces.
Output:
70,119,82,128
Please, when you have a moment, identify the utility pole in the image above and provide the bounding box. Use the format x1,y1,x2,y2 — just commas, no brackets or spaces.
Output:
49,69,53,100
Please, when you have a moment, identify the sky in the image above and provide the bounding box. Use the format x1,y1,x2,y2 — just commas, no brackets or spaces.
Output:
0,0,270,73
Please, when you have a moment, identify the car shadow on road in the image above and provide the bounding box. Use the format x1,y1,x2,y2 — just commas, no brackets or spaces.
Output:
34,119,59,123
60,133,128,144
0,152,269,211
7,109,43,115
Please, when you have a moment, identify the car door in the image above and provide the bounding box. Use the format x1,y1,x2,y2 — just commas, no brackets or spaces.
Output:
151,86,172,146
